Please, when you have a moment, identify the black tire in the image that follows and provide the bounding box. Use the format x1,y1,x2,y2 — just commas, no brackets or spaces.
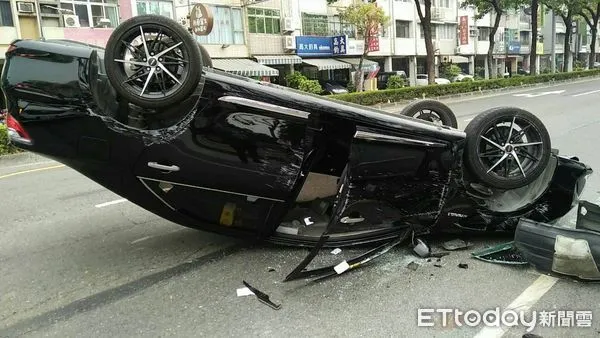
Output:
104,14,203,109
464,107,551,190
400,99,458,128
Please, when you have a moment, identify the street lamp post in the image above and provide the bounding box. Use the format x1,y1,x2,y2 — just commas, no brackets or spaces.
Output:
551,9,556,73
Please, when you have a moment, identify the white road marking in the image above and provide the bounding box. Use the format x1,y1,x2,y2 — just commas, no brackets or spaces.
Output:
473,274,558,338
94,198,128,208
513,90,565,98
572,89,600,97
130,236,152,244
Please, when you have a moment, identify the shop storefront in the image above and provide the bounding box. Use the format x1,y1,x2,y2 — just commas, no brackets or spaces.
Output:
295,35,378,87
254,55,302,85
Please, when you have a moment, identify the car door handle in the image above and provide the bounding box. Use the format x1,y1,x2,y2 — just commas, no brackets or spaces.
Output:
147,162,180,172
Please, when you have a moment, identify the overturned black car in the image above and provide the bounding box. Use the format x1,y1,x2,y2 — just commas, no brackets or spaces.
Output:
0,15,593,278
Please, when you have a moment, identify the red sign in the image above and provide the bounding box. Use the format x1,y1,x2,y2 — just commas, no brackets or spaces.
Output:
459,15,469,45
367,24,380,52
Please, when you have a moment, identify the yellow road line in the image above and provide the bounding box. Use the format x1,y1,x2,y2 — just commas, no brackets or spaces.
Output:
0,164,66,180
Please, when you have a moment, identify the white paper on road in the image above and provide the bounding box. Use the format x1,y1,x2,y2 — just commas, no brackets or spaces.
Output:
334,260,350,274
236,287,255,297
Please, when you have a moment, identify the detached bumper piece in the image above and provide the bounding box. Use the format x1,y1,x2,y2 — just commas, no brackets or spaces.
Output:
514,201,600,281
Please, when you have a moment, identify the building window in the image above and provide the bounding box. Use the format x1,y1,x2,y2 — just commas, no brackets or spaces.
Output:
302,13,328,36
396,20,411,38
247,7,280,34
437,24,456,40
0,0,13,26
433,0,450,8
60,0,119,28
137,0,174,19
520,31,530,45
329,15,356,38
196,6,244,45
478,27,490,41
419,24,437,40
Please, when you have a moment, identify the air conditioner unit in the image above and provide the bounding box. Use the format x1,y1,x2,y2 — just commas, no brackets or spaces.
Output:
16,2,35,13
431,8,443,20
63,15,81,28
455,46,462,54
469,29,477,37
283,35,296,50
282,17,294,32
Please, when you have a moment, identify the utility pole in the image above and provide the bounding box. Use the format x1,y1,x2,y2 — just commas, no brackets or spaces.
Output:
551,9,556,73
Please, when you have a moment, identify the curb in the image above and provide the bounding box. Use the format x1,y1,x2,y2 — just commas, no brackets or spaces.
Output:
0,151,54,165
372,75,600,110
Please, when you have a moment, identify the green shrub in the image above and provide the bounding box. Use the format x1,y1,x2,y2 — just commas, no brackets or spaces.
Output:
285,71,306,89
346,82,357,93
0,124,18,156
330,69,600,106
298,79,323,94
440,63,461,80
386,75,406,89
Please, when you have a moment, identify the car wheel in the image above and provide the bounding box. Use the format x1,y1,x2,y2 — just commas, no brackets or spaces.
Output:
197,42,212,68
400,99,458,128
104,14,203,109
464,107,551,190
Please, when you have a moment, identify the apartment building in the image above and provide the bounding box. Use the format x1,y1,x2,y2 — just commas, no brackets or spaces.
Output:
540,9,598,71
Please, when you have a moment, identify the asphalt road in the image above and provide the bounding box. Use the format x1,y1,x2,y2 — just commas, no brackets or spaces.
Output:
2,79,600,337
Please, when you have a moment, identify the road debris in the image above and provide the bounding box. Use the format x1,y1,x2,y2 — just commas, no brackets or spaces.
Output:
236,287,255,297
442,239,471,251
413,238,430,258
242,281,281,310
331,248,342,255
406,261,421,271
458,263,469,269
471,242,528,265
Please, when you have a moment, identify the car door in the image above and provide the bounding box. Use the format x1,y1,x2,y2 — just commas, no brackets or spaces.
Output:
133,96,313,234
327,126,452,230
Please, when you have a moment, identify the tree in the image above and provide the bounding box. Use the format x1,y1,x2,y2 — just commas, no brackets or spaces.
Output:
530,0,539,75
338,2,389,91
578,1,600,67
414,0,436,84
541,0,584,71
461,0,523,78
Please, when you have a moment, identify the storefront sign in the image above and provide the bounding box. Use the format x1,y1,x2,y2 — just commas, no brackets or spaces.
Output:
296,36,334,56
367,24,379,52
368,36,379,52
459,15,469,45
332,35,347,55
508,41,521,54
190,3,214,36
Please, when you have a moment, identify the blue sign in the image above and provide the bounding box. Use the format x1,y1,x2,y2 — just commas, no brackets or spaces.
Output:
332,35,347,55
296,36,333,56
507,41,521,53
296,35,348,56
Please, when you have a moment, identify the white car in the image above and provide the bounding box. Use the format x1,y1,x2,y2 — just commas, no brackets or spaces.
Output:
452,73,475,82
415,74,451,86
